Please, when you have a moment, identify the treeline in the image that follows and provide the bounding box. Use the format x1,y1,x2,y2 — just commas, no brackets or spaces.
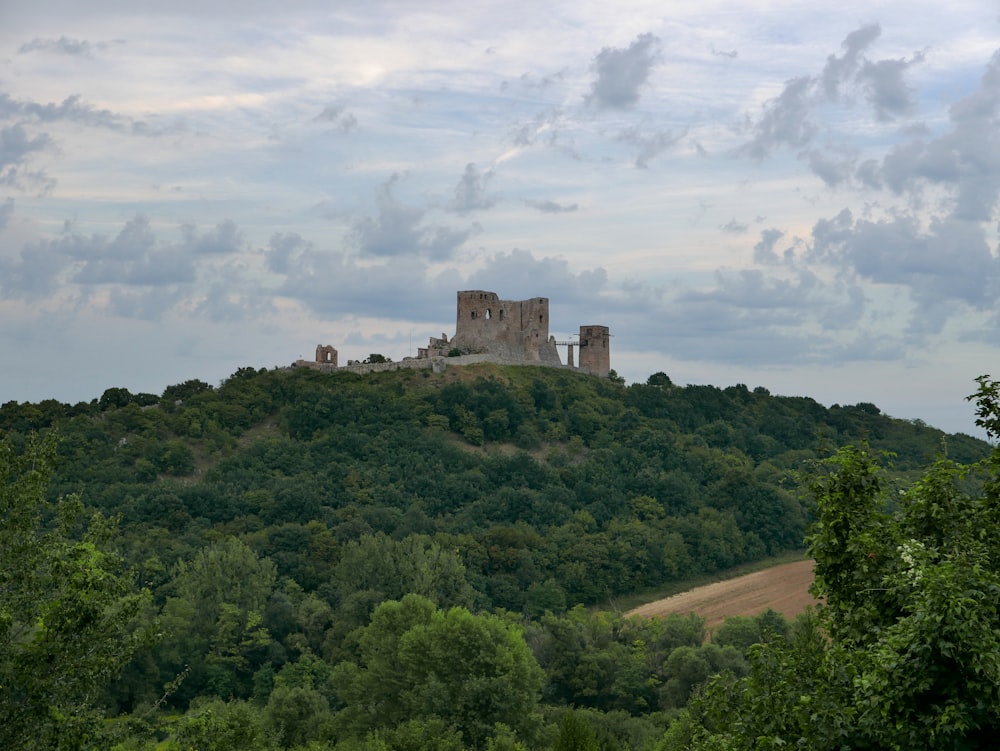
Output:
0,364,990,750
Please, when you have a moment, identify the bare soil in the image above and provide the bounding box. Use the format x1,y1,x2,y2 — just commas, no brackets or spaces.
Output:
625,559,819,632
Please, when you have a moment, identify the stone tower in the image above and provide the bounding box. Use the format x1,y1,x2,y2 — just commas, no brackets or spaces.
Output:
449,290,561,364
315,345,338,367
578,325,610,377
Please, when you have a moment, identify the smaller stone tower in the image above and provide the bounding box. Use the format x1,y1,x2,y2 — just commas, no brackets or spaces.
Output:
315,345,338,367
578,325,610,377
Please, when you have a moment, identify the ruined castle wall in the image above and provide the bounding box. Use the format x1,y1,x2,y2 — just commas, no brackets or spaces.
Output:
450,290,561,364
335,353,574,377
293,360,339,373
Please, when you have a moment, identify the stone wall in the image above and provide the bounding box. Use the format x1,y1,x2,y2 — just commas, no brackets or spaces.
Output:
306,353,579,378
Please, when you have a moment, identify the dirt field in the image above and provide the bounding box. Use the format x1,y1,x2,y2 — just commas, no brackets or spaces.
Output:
625,559,819,632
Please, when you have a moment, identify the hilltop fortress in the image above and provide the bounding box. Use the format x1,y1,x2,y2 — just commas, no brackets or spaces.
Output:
294,290,611,378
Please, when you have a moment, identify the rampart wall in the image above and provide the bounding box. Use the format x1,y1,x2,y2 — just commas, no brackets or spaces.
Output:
329,353,579,377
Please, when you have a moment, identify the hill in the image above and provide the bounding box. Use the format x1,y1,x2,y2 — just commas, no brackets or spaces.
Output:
1,363,993,749
0,362,987,613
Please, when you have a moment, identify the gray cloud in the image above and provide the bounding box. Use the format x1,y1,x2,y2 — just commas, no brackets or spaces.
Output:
806,149,856,187
185,219,245,255
276,244,447,319
858,52,924,121
0,92,180,144
18,36,122,57
195,279,276,323
676,268,823,317
721,218,749,234
351,174,479,259
821,23,881,100
0,93,126,130
738,75,816,159
524,198,578,214
0,124,53,189
511,108,565,149
586,33,662,109
617,126,684,168
855,158,883,189
72,216,197,286
869,50,1000,220
266,232,311,274
752,228,786,263
809,208,999,333
450,163,495,213
0,215,260,307
612,267,884,367
315,103,358,133
0,198,13,229
517,70,567,90
611,272,847,367
740,24,926,162
106,286,187,320
465,249,608,307
0,236,71,300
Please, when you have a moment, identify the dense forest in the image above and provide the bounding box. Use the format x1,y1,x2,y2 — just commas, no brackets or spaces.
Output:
1,363,995,750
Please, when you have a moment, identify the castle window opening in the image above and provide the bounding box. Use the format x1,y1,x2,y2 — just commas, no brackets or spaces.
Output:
485,309,491,320
471,311,477,319
499,309,504,320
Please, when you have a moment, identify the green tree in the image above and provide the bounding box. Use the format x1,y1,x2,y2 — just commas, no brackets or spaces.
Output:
264,684,331,748
0,432,151,750
330,533,476,643
711,610,789,653
161,378,213,403
160,538,276,703
672,376,1000,750
168,697,275,751
334,594,544,748
99,387,134,410
552,710,599,751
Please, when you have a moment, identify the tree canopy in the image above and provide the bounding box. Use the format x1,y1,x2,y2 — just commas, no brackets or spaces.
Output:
1,365,996,750
669,376,1000,750
0,432,151,750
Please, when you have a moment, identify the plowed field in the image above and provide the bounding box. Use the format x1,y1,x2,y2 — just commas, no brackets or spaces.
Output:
625,559,818,631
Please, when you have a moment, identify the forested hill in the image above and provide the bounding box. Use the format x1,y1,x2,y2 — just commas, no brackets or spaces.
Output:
1,363,993,749
2,362,985,613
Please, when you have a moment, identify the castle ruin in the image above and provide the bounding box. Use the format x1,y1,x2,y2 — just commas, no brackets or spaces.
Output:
420,291,561,365
295,290,610,378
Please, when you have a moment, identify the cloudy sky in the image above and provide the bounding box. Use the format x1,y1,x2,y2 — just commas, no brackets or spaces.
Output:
1,1,998,436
